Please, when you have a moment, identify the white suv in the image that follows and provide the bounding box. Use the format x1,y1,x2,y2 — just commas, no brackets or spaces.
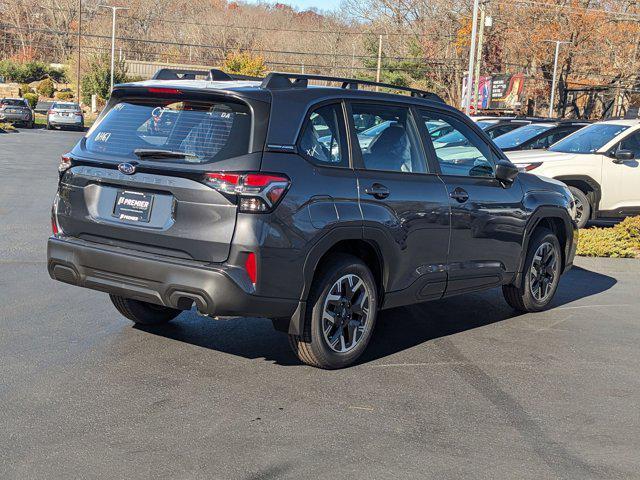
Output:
507,119,640,228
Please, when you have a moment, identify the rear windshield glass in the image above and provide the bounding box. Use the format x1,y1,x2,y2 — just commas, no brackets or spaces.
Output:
54,102,79,109
85,97,252,163
1,99,26,106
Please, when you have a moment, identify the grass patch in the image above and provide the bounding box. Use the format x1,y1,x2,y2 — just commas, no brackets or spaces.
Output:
34,113,96,128
577,216,640,258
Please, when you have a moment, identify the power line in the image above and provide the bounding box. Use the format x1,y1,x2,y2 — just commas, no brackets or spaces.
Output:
0,24,463,64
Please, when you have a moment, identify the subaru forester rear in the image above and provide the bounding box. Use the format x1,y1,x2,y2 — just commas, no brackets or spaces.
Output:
49,69,577,369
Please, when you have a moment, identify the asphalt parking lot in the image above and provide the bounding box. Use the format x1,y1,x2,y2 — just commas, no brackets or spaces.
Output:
1,128,640,479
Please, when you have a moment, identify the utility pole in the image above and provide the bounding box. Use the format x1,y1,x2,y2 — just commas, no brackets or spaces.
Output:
375,34,383,90
351,42,356,77
472,3,487,112
464,0,480,115
76,0,81,103
99,5,128,94
544,40,570,118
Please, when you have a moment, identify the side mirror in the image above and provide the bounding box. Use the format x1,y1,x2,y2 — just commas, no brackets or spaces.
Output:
495,159,519,184
613,149,634,163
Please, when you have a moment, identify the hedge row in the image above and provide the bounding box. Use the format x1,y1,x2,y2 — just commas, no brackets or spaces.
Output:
0,60,66,83
577,216,640,258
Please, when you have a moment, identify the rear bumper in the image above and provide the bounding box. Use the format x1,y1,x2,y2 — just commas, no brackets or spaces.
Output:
0,113,32,123
47,236,297,318
49,117,83,125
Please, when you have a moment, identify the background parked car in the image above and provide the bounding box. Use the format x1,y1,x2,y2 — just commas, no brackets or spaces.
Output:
433,118,539,149
493,120,590,152
46,102,84,130
0,97,34,128
34,100,54,115
507,119,640,228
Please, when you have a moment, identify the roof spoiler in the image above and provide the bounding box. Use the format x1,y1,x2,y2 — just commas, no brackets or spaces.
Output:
260,72,444,103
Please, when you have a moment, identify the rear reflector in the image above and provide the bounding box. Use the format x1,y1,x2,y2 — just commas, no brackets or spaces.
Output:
245,252,257,284
51,195,62,236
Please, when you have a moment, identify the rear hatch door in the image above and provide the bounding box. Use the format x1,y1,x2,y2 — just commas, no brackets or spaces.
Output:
57,87,268,263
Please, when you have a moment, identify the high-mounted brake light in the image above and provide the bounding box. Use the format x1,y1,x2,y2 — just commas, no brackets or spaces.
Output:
59,154,72,173
204,172,290,213
147,87,183,95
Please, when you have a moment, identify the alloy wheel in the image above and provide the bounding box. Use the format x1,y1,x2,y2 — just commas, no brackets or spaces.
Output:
321,274,371,353
574,196,585,225
529,241,559,302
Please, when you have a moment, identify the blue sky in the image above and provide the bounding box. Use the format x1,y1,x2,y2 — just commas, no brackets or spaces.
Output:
245,0,342,11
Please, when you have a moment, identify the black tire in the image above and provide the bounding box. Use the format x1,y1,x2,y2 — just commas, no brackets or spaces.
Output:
503,228,562,312
109,294,181,325
288,254,378,369
568,186,590,229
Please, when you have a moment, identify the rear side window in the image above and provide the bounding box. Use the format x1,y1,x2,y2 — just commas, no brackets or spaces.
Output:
350,103,428,174
298,103,348,167
85,97,252,164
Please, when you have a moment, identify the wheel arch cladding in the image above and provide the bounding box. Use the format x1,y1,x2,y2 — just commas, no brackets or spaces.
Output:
310,239,384,303
517,207,574,283
284,235,385,337
555,175,601,216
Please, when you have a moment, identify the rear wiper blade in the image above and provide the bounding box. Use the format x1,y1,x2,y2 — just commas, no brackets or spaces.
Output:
133,148,189,159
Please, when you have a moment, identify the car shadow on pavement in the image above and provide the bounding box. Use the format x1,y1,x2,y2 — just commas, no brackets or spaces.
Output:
135,265,616,367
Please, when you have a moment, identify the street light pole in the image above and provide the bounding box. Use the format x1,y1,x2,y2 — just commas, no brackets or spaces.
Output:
99,5,128,94
472,3,486,111
465,0,480,115
545,40,570,118
375,34,383,91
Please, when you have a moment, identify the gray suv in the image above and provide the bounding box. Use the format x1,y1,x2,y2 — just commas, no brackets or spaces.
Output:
0,98,34,128
48,69,578,369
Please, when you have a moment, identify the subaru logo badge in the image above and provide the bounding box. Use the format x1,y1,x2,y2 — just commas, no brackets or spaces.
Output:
118,163,136,175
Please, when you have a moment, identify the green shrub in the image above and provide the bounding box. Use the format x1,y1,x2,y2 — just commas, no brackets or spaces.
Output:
22,93,38,108
577,216,640,258
19,83,34,95
54,90,74,101
81,54,128,103
37,78,55,98
223,52,266,77
0,60,64,83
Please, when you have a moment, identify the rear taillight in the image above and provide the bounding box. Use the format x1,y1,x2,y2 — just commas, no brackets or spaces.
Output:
59,154,72,173
48,109,54,115
204,172,290,213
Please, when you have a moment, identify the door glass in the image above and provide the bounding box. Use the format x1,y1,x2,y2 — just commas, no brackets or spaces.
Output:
299,103,348,167
350,103,428,173
419,110,495,178
618,131,640,158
